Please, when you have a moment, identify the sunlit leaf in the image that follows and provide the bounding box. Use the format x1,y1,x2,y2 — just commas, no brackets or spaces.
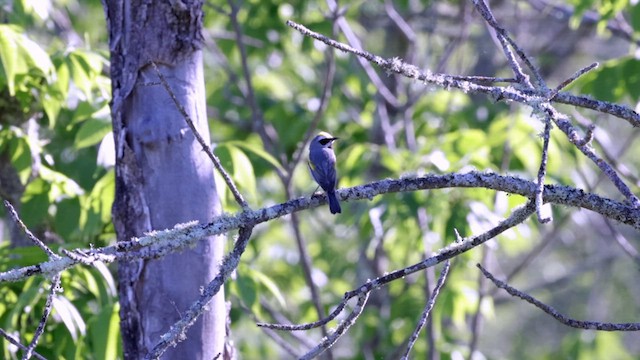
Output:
219,143,257,203
75,117,112,149
90,303,120,360
245,266,286,308
226,140,286,175
53,296,86,341
0,25,54,95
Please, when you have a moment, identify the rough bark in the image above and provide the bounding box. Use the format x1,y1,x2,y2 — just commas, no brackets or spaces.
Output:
102,1,226,358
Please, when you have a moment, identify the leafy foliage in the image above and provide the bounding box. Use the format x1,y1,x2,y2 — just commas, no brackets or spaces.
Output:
0,1,116,358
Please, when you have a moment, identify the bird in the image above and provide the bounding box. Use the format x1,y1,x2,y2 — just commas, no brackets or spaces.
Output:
308,131,342,214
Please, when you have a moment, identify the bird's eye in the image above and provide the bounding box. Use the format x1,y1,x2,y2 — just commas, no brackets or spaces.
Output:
319,139,331,145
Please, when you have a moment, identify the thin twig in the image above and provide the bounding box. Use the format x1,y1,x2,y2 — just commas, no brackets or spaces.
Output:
340,201,534,307
384,0,416,43
259,300,317,347
145,226,254,359
228,0,286,170
549,62,599,99
471,0,544,87
401,260,451,360
417,207,437,359
238,303,302,358
542,104,640,208
149,61,249,210
534,117,553,223
526,0,640,46
478,264,640,331
551,91,640,127
4,200,59,259
0,329,47,360
299,291,370,360
260,202,536,331
60,248,99,265
285,20,640,127
448,75,517,83
287,21,337,185
435,1,470,73
326,0,400,108
257,294,349,331
4,200,64,359
289,212,332,352
603,219,640,266
23,273,61,360
471,0,536,87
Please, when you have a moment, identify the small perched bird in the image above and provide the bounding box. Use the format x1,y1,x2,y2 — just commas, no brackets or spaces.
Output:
308,131,341,214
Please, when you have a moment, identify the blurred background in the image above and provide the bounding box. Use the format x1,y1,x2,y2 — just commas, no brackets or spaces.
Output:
1,0,640,359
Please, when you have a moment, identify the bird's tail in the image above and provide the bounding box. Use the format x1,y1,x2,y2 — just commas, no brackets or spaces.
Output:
327,191,342,214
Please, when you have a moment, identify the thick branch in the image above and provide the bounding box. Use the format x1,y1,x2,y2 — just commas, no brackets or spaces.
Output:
3,171,640,283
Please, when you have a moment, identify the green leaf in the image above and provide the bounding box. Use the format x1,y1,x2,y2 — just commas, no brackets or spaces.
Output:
21,178,51,227
569,57,640,102
80,170,115,237
42,91,62,128
54,58,71,99
67,50,104,101
218,143,257,203
225,140,286,175
213,169,228,210
236,272,258,310
75,117,112,149
39,166,84,201
0,25,21,95
341,143,368,183
0,244,48,269
2,128,33,184
90,303,120,360
632,2,640,33
8,277,42,328
0,25,53,95
245,267,286,308
54,197,81,240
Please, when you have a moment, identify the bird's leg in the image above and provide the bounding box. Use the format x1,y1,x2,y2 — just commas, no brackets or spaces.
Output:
309,185,321,198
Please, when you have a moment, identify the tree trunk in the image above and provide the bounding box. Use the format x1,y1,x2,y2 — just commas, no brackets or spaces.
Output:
103,1,226,358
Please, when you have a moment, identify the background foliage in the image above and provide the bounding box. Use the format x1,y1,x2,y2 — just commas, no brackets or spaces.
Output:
1,0,640,358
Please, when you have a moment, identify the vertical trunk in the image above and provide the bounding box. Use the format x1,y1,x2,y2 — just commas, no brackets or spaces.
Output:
102,1,226,358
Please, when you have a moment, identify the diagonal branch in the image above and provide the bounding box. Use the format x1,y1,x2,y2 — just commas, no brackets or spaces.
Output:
285,20,640,127
259,201,536,332
4,200,62,360
150,61,250,210
299,291,370,360
4,201,59,259
0,329,47,360
534,116,553,223
227,0,286,171
146,225,255,359
23,274,61,360
471,0,543,87
401,260,451,360
541,104,640,207
478,264,640,331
